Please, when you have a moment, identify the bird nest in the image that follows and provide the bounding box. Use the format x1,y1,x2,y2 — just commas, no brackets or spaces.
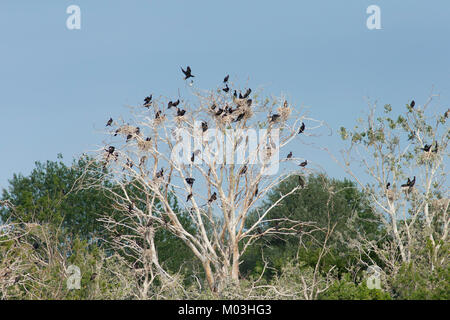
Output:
137,138,152,151
277,106,292,121
117,125,137,137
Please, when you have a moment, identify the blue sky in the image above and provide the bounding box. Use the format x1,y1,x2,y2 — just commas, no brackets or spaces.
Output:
0,0,449,189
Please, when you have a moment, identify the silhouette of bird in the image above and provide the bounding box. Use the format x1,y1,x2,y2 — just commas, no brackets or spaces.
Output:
410,100,415,108
287,152,293,159
224,75,229,83
254,187,258,197
191,152,195,163
201,122,208,132
239,165,247,175
126,134,133,142
215,108,224,116
445,109,450,119
107,146,115,154
155,111,161,119
181,66,194,80
409,176,416,188
114,128,121,136
299,160,308,167
177,108,186,117
298,122,305,134
234,113,245,122
128,202,134,213
186,177,195,187
33,242,39,250
233,90,237,99
208,192,217,203
106,118,113,127
146,137,151,142
168,100,180,109
144,95,152,107
186,193,193,202
242,88,251,99
222,84,230,93
135,127,140,135
386,182,391,189
421,144,432,152
246,99,252,107
284,100,288,108
270,114,280,123
211,104,217,110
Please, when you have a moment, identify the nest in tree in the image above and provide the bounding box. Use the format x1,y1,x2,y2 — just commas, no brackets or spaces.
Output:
277,105,292,121
137,138,152,151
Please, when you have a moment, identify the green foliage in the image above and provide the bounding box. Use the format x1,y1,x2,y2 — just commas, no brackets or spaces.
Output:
320,274,391,300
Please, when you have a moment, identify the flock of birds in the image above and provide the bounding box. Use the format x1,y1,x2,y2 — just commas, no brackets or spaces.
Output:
100,66,319,209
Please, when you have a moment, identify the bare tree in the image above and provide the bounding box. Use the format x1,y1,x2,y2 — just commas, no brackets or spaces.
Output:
80,75,325,294
334,94,449,279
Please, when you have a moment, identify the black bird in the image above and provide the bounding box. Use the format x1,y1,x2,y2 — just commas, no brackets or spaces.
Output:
222,84,230,93
156,168,164,178
215,108,224,116
421,144,432,152
254,187,258,197
172,99,180,107
298,175,305,188
126,134,133,142
106,118,113,127
445,109,450,119
270,114,280,123
128,202,134,213
233,90,237,98
410,100,415,108
201,122,208,132
409,176,416,188
135,127,140,135
246,99,252,107
144,95,152,107
211,104,217,110
239,165,247,175
146,137,151,141
181,66,194,80
432,142,438,153
191,152,195,163
242,88,251,99
177,108,186,117
386,182,391,189
208,192,217,203
186,177,195,187
234,113,245,122
298,122,305,134
186,193,193,202
224,75,229,83
299,160,308,167
33,242,39,250
107,146,115,154
239,92,243,99
114,128,121,136
155,110,161,119
287,152,293,159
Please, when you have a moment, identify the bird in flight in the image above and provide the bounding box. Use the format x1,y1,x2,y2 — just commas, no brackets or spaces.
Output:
298,122,305,134
181,66,194,80
299,160,307,167
168,99,180,109
106,118,113,127
224,75,229,83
